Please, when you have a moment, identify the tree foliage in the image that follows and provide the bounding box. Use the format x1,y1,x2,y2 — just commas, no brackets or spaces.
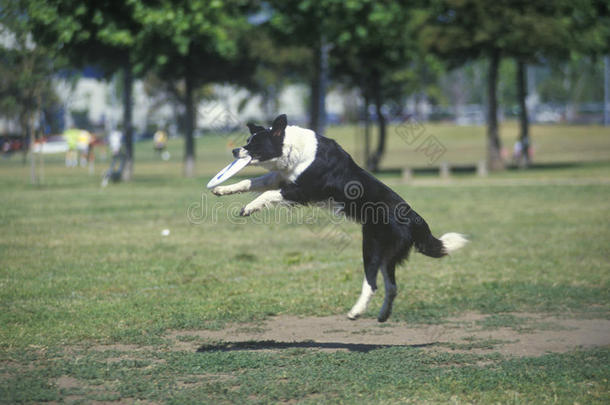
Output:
243,28,311,121
0,0,60,123
0,0,63,182
328,0,423,170
4,0,609,182
26,0,144,180
420,0,586,169
132,0,258,177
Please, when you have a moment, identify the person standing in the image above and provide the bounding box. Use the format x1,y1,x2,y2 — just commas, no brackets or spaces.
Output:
102,128,124,186
153,129,170,160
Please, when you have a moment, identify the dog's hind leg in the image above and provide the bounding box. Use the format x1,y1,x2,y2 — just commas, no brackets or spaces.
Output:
347,277,375,320
378,263,397,322
347,231,381,320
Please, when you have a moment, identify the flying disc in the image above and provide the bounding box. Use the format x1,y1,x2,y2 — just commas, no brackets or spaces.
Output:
206,156,252,189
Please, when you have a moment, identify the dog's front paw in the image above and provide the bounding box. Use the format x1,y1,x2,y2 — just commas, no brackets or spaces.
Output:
240,202,261,216
212,186,230,196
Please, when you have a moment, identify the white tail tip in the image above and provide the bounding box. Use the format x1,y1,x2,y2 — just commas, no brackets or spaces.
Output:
440,233,468,254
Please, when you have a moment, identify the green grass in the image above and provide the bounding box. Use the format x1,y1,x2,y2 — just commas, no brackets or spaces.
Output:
0,123,609,403
1,346,608,404
334,121,610,167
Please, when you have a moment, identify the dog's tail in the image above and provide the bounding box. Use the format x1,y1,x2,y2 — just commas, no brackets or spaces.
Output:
414,226,468,258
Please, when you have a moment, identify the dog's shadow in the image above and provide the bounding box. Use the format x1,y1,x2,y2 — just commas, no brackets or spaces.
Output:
197,339,437,353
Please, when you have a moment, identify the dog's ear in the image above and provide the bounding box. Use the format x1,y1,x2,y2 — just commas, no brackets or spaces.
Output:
271,114,287,137
247,122,266,135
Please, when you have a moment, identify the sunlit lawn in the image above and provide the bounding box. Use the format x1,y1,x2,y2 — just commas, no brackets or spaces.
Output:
0,123,608,403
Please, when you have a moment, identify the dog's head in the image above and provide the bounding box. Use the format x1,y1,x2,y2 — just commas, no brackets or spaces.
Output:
233,114,287,166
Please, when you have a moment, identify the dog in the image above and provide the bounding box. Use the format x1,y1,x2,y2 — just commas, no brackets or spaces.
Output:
212,114,467,322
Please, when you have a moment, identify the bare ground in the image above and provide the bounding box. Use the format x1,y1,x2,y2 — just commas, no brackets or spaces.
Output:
166,312,610,357
42,312,608,403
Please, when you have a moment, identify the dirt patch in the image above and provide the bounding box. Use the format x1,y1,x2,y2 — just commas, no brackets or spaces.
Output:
176,373,237,389
56,375,81,390
168,312,610,357
90,343,156,353
52,376,140,405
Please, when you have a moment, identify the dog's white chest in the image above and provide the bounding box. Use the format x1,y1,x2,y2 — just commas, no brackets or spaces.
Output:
278,126,318,182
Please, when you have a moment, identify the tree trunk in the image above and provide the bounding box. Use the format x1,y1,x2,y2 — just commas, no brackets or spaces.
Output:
516,59,531,168
310,43,321,135
368,77,386,172
486,49,504,171
121,62,134,181
184,71,196,178
38,128,45,183
604,55,610,127
20,113,28,166
28,115,37,184
363,94,370,168
309,37,327,136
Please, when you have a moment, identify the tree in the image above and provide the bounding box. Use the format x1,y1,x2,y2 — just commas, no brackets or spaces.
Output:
27,0,144,180
421,0,603,170
502,1,575,167
568,0,610,126
268,0,336,137
420,0,514,170
242,29,311,122
269,1,428,172
133,0,257,177
0,0,61,183
329,1,421,171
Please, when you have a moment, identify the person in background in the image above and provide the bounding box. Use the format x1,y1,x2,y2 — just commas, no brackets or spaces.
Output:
86,133,96,175
512,137,532,168
102,128,124,186
153,128,170,161
108,128,122,159
64,128,79,167
76,130,91,167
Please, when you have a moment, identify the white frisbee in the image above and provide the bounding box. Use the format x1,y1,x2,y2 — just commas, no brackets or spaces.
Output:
206,156,252,189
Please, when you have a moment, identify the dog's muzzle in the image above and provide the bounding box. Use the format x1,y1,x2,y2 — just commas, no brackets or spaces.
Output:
232,148,247,158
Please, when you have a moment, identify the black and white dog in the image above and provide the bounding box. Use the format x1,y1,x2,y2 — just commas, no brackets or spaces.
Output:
213,114,467,322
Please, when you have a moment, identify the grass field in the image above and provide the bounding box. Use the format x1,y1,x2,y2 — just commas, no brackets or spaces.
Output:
1,123,609,403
